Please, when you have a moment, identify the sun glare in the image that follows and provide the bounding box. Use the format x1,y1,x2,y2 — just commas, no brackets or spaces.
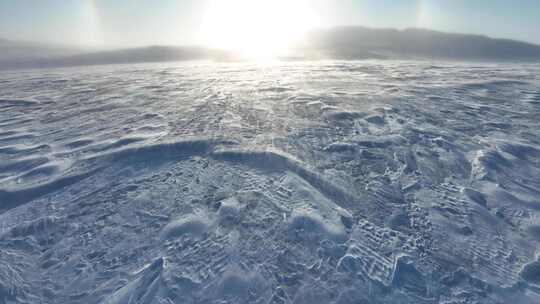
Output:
201,0,317,60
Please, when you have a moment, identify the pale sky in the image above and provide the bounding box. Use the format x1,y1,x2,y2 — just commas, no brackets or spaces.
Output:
1,0,539,48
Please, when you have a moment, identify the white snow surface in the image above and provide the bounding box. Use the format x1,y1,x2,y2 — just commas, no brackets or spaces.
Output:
1,60,540,303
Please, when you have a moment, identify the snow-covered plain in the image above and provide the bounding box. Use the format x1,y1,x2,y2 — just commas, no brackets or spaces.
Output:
1,60,540,303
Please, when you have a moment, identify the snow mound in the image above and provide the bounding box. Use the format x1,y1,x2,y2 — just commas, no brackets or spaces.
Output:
160,214,211,240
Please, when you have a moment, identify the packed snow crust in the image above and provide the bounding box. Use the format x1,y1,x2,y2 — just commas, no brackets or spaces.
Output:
1,61,540,303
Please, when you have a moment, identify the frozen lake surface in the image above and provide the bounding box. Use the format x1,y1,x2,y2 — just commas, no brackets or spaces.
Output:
1,60,540,303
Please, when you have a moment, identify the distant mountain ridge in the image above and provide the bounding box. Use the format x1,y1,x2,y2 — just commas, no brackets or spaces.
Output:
0,43,221,70
0,39,84,62
300,27,540,61
35,46,222,67
1,27,540,70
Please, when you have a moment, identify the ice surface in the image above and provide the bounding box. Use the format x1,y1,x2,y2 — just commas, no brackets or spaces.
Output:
1,61,540,303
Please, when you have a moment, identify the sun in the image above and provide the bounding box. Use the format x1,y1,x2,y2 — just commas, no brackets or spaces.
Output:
201,0,317,60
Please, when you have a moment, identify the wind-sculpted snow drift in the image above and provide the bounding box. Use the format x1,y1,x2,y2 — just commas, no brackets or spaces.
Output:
1,61,540,303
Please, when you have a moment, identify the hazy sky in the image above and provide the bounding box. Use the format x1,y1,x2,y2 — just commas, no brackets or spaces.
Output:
1,0,540,48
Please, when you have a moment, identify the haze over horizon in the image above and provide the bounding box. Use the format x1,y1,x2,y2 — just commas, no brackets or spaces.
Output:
1,0,540,50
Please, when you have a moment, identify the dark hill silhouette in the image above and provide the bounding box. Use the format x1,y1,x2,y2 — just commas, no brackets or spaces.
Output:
300,27,540,61
0,43,224,70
